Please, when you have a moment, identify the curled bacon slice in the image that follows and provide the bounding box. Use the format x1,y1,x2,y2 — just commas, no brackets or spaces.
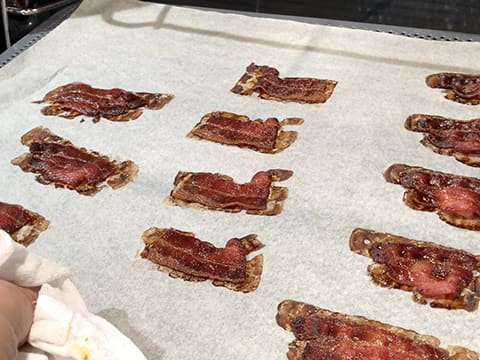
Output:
11,127,138,196
276,300,478,360
188,111,303,153
34,82,174,122
426,73,480,105
406,114,480,167
0,201,49,246
231,63,337,104
168,169,293,215
350,228,480,311
140,227,264,293
384,164,480,230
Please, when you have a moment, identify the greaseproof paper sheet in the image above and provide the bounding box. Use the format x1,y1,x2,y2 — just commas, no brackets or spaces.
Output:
1,1,480,358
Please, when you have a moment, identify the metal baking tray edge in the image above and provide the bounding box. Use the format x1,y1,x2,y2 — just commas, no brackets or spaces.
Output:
1,3,479,69
0,1,81,69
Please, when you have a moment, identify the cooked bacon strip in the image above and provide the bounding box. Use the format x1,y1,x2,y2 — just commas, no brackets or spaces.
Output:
34,82,174,122
141,227,264,293
384,164,480,230
276,300,478,360
350,228,480,311
168,169,293,215
406,114,480,167
0,201,49,246
11,127,138,196
286,338,440,360
231,63,337,104
426,73,480,105
188,111,303,153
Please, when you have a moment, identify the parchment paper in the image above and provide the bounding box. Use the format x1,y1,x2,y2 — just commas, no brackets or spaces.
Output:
1,1,480,358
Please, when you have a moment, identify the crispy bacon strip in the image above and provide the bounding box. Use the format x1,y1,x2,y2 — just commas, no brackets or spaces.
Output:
406,114,480,167
350,228,480,311
141,227,264,293
188,111,303,153
276,300,478,360
426,73,480,105
0,201,49,246
384,164,480,230
34,82,174,122
168,169,293,215
231,63,337,104
11,127,138,196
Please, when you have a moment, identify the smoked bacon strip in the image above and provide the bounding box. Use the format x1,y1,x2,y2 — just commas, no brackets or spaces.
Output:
231,63,337,104
168,169,293,215
426,73,480,105
406,114,480,167
0,201,49,246
188,111,303,153
141,227,264,293
350,228,480,311
11,127,138,196
276,300,478,360
384,164,480,230
35,82,174,122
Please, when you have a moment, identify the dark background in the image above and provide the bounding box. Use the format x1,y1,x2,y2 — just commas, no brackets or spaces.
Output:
2,0,480,54
1,2,59,53
144,0,480,33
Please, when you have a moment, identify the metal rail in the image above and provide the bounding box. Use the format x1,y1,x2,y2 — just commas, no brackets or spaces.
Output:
1,0,11,48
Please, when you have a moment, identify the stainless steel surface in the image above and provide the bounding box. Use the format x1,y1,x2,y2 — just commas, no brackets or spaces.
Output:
1,0,11,47
7,0,78,16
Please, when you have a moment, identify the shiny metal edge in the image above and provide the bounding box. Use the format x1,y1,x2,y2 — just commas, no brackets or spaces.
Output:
0,1,80,69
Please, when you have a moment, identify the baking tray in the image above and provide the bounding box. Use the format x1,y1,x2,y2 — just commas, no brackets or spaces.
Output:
0,1,480,359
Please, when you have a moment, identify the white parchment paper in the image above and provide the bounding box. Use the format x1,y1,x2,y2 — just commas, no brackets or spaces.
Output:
1,1,480,358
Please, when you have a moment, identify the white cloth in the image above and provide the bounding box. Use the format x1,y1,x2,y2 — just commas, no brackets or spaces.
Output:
0,230,147,360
